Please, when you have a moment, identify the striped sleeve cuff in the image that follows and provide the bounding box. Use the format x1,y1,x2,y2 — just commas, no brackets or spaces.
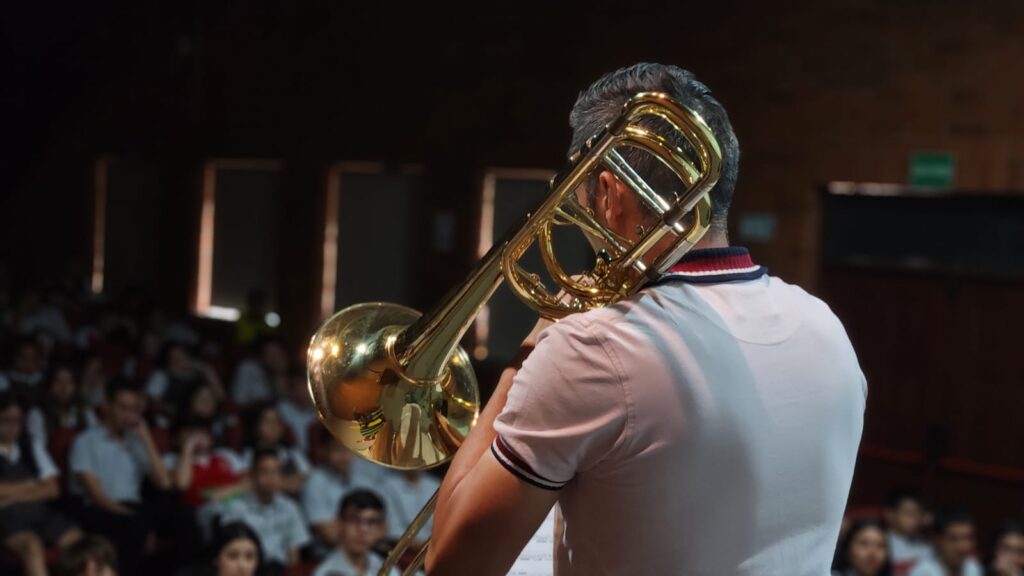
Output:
490,435,568,491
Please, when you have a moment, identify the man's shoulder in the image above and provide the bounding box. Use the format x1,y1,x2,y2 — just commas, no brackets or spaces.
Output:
308,466,340,487
274,493,305,517
315,550,351,574
71,426,105,448
907,558,943,576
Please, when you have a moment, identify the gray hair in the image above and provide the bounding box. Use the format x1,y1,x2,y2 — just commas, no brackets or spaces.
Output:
569,63,740,233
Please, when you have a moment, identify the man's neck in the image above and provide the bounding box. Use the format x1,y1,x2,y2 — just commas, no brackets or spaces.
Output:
256,491,276,505
691,229,729,251
342,547,367,571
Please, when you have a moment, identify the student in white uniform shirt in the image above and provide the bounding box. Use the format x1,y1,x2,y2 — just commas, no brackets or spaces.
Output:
303,438,383,546
313,489,399,576
222,448,311,573
276,368,317,455
427,63,866,576
0,392,83,576
239,403,311,495
909,510,983,576
885,489,935,576
380,470,440,543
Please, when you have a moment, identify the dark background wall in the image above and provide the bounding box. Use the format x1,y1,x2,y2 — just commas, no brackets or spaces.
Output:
3,0,1024,533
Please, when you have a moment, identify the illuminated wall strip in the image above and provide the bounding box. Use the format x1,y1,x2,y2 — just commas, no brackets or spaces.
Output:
91,157,110,294
195,164,217,314
320,162,415,320
472,168,556,361
320,166,341,320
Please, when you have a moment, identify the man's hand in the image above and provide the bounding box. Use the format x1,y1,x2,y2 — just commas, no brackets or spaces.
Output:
522,318,554,349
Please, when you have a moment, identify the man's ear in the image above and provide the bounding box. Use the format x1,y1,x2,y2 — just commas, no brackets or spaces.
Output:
597,171,626,225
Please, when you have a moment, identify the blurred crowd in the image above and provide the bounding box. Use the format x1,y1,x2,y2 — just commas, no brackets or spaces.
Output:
2,275,1022,576
833,489,1024,576
0,278,434,576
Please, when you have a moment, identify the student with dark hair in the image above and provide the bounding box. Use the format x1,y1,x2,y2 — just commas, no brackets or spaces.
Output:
276,367,315,455
833,519,893,576
210,522,264,576
986,522,1024,576
231,337,288,407
2,338,46,407
221,449,310,574
885,489,933,576
25,364,98,444
0,391,82,576
910,509,983,576
239,403,310,494
177,521,264,576
313,489,397,576
69,379,171,574
145,342,224,420
302,438,382,546
55,534,117,576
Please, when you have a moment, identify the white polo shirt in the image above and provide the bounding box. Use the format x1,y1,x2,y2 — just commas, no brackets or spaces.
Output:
492,248,866,576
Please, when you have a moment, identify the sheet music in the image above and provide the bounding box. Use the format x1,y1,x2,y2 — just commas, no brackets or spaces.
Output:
507,508,556,575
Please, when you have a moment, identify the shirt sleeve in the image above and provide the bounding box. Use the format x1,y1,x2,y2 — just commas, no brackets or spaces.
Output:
492,316,629,490
289,449,311,475
31,441,59,480
287,501,313,549
26,408,47,445
145,371,169,400
301,471,335,524
69,433,93,475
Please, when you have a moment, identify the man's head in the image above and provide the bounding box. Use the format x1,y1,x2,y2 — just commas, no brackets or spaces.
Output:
0,392,23,445
569,63,740,239
13,338,42,375
257,337,288,373
104,380,143,435
884,488,927,537
324,439,355,475
931,509,976,570
250,448,282,501
56,534,118,576
337,489,386,555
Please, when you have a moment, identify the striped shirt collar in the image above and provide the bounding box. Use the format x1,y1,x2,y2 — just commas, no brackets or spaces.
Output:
658,247,767,284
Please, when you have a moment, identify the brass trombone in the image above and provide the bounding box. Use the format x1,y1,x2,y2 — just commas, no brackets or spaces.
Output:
306,92,722,575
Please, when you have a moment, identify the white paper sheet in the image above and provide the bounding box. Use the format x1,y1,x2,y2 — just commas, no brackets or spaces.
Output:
506,507,556,576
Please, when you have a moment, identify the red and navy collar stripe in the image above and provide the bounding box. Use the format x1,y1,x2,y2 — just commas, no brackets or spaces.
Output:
656,247,767,285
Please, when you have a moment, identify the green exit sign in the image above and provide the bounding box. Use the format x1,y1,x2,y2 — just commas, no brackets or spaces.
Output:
909,152,955,188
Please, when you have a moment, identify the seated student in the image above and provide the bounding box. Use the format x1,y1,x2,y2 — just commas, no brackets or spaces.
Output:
2,338,46,407
55,534,117,576
68,379,171,574
165,418,249,549
0,392,82,576
909,509,983,576
175,521,264,576
221,449,311,575
379,470,440,544
166,419,247,509
987,522,1024,576
239,403,310,494
302,438,383,546
145,342,224,421
313,490,398,576
231,337,288,407
276,368,316,455
25,364,98,445
885,489,934,576
833,519,893,576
